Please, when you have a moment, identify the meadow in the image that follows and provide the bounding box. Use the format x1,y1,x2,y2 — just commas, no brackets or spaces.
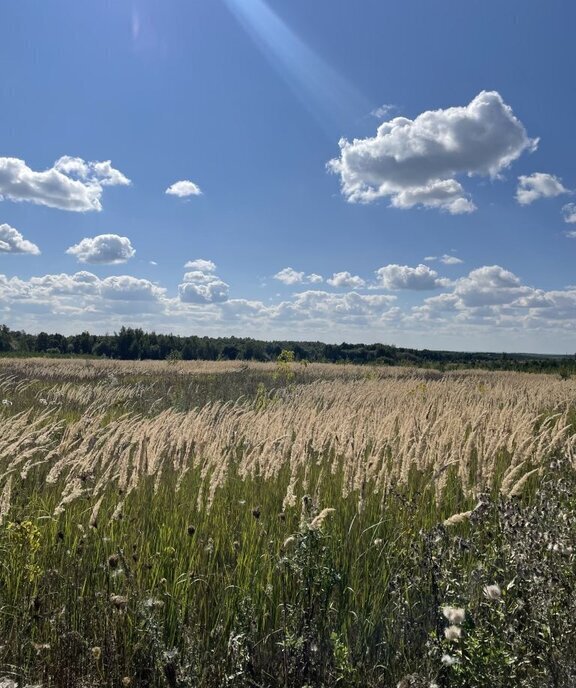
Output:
0,357,575,688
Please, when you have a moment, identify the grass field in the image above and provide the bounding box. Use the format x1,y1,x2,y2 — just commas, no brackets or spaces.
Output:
0,358,575,687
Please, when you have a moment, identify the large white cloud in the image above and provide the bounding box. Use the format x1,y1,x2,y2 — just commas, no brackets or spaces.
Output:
375,264,447,290
0,156,130,212
0,223,40,255
166,180,203,197
516,172,569,205
328,91,537,213
66,234,135,264
184,258,216,272
178,268,229,303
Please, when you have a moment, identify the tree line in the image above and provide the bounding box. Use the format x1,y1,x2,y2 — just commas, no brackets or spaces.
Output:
0,324,574,374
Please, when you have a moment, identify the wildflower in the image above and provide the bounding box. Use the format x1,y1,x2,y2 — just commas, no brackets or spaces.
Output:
309,507,336,530
373,538,383,547
1,399,12,406
444,625,462,641
483,584,502,600
441,654,460,666
91,646,102,660
122,678,132,687
442,606,465,625
39,398,48,406
32,642,50,654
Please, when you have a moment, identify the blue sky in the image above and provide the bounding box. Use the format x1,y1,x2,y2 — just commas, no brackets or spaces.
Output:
1,0,575,352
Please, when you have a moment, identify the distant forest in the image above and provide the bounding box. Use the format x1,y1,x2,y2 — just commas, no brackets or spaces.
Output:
0,324,575,374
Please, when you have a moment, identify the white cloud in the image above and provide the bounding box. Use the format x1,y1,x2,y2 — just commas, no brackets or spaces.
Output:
424,254,464,265
328,91,537,213
179,268,229,303
66,234,135,264
166,180,203,197
371,103,397,119
516,172,569,205
566,231,576,239
274,267,324,285
562,203,576,224
440,255,464,265
100,275,164,301
452,265,531,307
375,264,447,290
0,156,130,212
0,223,40,255
184,258,216,272
327,271,366,288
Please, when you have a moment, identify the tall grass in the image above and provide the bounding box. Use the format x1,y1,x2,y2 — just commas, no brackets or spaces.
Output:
0,359,575,687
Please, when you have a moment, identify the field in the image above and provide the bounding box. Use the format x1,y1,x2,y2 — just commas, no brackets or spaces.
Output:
1,357,576,688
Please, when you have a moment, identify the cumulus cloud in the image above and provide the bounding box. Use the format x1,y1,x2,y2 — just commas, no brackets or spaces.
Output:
451,265,531,307
375,264,447,290
179,268,229,303
166,180,203,197
0,156,130,212
184,258,216,272
66,234,135,264
562,203,576,224
516,172,569,205
326,271,366,288
328,91,537,213
274,267,324,285
0,223,40,255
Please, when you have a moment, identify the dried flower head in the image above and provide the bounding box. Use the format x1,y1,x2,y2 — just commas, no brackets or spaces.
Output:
91,646,102,660
444,625,462,641
309,507,335,530
483,583,502,601
110,594,128,610
442,606,465,625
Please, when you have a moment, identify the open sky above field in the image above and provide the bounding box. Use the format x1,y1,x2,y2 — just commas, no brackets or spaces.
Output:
0,0,575,353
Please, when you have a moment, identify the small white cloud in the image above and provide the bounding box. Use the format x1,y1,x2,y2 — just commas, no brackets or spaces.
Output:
327,271,366,288
149,260,158,266
371,103,397,119
328,91,537,213
274,267,305,285
0,156,130,212
562,203,576,224
166,180,203,197
565,230,576,239
0,223,40,255
66,234,135,264
184,258,216,272
516,172,569,205
307,273,323,284
376,264,446,290
439,255,463,265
